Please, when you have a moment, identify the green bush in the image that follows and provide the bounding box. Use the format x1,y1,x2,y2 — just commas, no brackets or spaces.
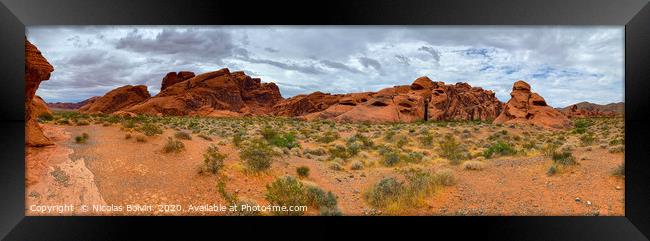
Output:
579,132,596,146
240,140,275,172
270,133,299,149
483,140,516,159
232,131,245,147
316,131,339,143
381,149,401,167
296,166,310,178
418,131,434,147
403,152,424,163
174,131,192,140
139,123,163,136
572,119,590,134
163,137,185,153
350,160,364,170
364,177,404,208
547,164,558,176
200,145,226,174
265,176,309,216
552,151,576,165
439,134,464,164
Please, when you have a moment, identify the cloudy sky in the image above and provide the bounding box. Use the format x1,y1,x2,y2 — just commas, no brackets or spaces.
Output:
27,26,623,107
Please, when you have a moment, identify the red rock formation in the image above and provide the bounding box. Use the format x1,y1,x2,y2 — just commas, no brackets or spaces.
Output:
25,39,55,147
494,80,571,129
273,76,502,123
161,71,195,91
47,96,100,110
31,96,52,118
78,85,150,114
125,68,283,116
272,92,344,117
559,102,624,118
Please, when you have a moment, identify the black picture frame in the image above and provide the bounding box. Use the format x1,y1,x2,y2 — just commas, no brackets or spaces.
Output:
1,0,649,240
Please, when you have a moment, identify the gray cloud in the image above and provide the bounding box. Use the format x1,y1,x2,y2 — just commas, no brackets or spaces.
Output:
27,26,623,107
320,60,363,74
418,46,440,62
358,57,382,70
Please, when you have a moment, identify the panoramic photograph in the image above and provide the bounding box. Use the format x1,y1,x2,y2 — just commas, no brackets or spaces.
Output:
24,26,624,216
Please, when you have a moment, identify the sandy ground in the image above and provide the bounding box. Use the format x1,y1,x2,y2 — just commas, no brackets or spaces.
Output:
25,123,624,216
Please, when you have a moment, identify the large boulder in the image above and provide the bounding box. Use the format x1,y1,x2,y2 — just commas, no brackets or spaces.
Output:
161,71,195,91
25,39,55,147
79,85,151,114
494,80,571,129
125,68,283,116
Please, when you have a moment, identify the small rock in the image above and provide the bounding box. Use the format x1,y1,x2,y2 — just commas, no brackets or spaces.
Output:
575,197,581,202
615,186,621,190
586,201,592,206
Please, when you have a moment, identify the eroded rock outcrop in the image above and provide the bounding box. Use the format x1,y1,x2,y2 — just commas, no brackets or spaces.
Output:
161,71,195,91
494,80,571,129
125,68,283,116
25,39,55,146
79,85,151,114
31,96,52,118
273,76,502,123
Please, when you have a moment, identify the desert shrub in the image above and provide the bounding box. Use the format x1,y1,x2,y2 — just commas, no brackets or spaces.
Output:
547,164,558,176
364,177,404,208
139,123,162,136
418,131,434,147
200,145,226,175
296,166,310,178
304,148,326,156
482,140,516,159
305,185,340,214
57,119,71,125
433,168,455,186
573,119,590,134
580,132,596,146
608,145,625,153
317,131,339,143
438,134,464,164
37,112,54,122
240,140,275,172
402,151,424,163
260,125,278,140
329,162,343,171
613,163,625,176
197,134,213,141
232,131,245,147
121,119,136,129
381,149,401,167
350,160,364,170
174,131,192,140
136,135,147,143
347,133,374,149
265,176,309,216
346,142,361,156
270,133,299,149
75,133,89,144
609,138,624,146
328,145,351,160
163,137,185,153
76,120,90,126
541,143,559,157
395,135,409,148
552,151,576,165
462,161,485,171
383,130,397,141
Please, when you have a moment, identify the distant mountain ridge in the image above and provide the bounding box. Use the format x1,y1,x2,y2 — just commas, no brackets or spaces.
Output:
558,101,624,118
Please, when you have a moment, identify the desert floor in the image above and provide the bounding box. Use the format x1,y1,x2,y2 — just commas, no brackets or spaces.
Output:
26,113,625,216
